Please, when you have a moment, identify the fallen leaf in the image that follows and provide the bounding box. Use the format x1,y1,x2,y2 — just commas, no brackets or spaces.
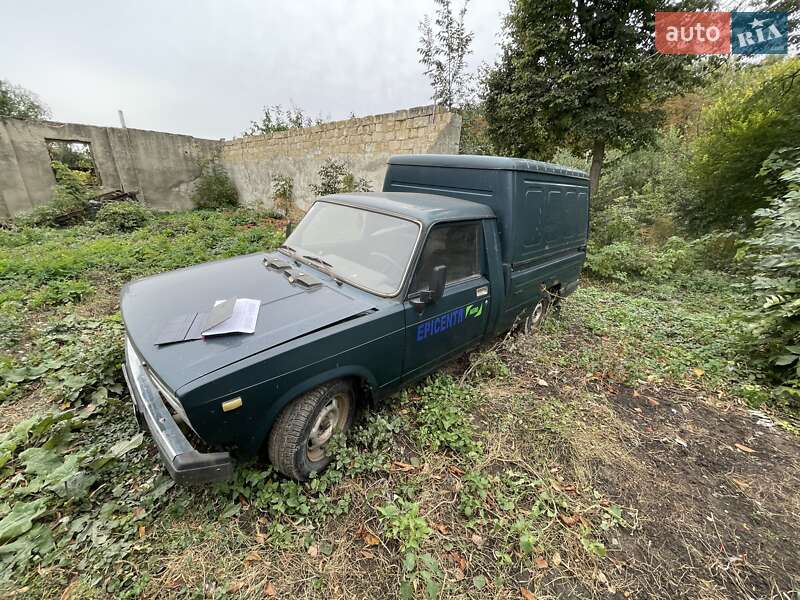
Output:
244,551,262,563
228,581,244,593
731,477,750,490
647,398,660,407
255,532,266,545
448,551,467,571
453,567,465,581
307,544,319,558
137,525,145,539
675,436,688,448
559,514,579,527
692,367,705,377
534,556,549,570
60,580,80,600
735,443,756,454
265,582,277,597
448,465,465,476
632,390,640,397
391,461,415,472
431,522,448,535
536,378,549,387
471,533,484,547
552,551,562,567
360,550,375,559
357,526,381,546
520,587,536,600
597,571,608,585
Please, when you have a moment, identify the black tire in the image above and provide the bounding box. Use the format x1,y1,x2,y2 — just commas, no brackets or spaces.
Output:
267,380,356,481
522,297,550,335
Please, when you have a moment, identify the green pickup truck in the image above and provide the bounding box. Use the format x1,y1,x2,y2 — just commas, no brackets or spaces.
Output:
121,155,590,483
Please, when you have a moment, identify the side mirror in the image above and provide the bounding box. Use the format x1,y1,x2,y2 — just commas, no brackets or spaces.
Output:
430,265,447,303
409,265,447,314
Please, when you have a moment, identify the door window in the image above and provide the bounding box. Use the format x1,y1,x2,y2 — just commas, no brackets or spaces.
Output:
409,222,481,294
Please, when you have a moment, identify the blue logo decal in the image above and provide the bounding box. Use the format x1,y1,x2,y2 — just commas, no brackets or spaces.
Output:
415,301,486,342
731,12,788,54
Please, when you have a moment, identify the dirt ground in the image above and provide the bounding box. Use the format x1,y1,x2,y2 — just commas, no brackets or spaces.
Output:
490,323,800,600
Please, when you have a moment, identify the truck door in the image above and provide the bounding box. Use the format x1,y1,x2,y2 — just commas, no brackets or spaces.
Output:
403,221,490,381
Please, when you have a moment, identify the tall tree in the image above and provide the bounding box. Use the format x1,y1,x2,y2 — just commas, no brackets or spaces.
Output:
0,79,50,120
418,0,474,110
483,0,708,193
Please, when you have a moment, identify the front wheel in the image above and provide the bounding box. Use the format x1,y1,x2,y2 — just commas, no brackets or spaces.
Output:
268,380,355,480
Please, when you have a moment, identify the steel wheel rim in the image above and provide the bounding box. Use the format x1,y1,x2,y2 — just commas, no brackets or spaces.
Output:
525,301,544,333
307,392,350,462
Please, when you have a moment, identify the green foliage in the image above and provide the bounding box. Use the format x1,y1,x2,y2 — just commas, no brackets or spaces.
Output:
412,375,480,456
744,152,800,406
309,158,372,196
593,128,694,227
192,158,239,210
687,58,800,231
95,201,151,232
0,79,50,120
243,104,323,137
29,278,95,308
271,174,294,216
17,161,92,228
484,0,706,189
417,0,474,109
378,498,431,552
458,103,495,156
569,278,752,387
587,234,744,283
586,241,645,281
466,350,510,381
458,470,490,520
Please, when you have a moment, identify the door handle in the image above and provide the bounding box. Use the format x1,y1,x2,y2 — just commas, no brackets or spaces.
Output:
476,286,488,298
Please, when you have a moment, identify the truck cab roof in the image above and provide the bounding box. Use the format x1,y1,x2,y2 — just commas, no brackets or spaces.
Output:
317,191,496,227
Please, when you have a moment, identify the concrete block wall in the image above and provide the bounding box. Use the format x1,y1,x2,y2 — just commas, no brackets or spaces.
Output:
0,118,221,218
222,105,462,210
0,105,461,218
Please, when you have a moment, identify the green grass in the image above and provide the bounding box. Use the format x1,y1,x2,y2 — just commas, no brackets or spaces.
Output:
0,211,784,598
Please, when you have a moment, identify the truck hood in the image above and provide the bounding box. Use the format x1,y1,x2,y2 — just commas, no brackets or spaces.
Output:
121,252,376,392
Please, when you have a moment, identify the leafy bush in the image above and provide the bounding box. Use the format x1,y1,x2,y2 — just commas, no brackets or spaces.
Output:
95,201,151,232
377,498,431,552
243,104,322,137
744,152,800,406
309,159,372,196
271,174,294,216
412,375,480,456
585,241,649,281
192,159,239,210
17,161,92,228
687,58,800,231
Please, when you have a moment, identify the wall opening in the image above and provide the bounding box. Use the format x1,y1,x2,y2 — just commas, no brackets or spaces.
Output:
45,139,101,186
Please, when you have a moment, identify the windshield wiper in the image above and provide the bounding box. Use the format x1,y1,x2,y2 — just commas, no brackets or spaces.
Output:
302,254,334,269
279,244,297,256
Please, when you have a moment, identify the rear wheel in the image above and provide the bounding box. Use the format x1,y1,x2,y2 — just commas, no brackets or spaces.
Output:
522,297,549,335
268,380,355,481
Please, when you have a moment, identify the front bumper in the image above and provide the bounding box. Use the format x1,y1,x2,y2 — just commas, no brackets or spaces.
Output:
122,339,234,485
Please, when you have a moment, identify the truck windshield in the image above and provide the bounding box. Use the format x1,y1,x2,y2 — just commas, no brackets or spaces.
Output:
284,201,420,296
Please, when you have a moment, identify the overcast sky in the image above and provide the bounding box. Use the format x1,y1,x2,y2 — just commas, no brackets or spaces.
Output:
1,1,506,139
